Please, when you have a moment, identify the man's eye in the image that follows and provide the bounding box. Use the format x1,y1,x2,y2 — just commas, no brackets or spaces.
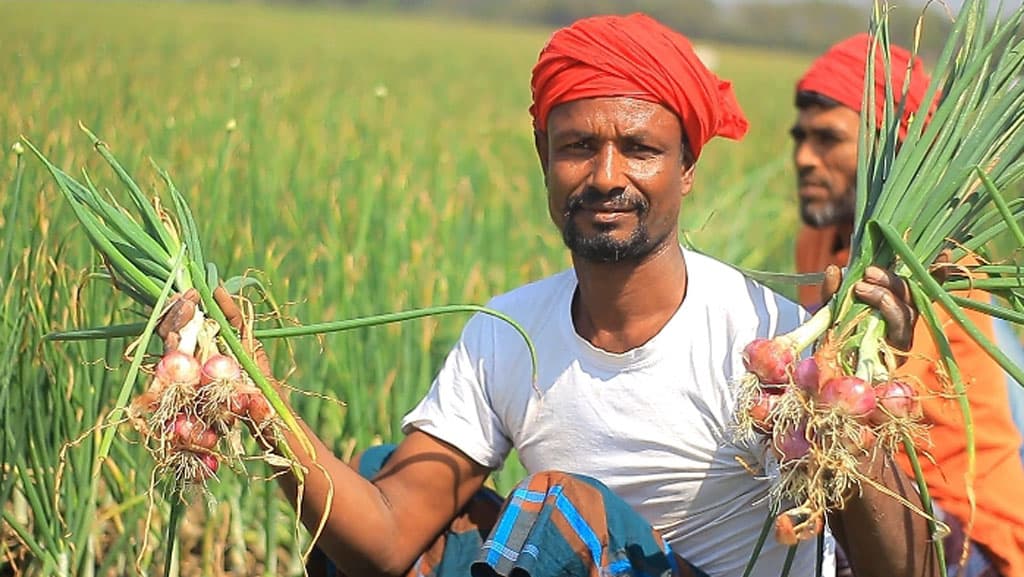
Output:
628,143,658,154
564,141,591,151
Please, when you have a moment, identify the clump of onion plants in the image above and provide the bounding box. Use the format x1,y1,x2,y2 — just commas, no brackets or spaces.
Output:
25,126,537,574
18,126,303,574
735,0,1024,563
735,308,929,546
128,347,276,491
22,126,305,498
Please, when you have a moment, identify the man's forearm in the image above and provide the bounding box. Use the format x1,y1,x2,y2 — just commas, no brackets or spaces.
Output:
261,417,411,577
829,452,941,577
262,421,491,577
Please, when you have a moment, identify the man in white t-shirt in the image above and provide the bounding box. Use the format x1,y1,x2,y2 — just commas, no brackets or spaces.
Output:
404,249,814,577
163,13,938,577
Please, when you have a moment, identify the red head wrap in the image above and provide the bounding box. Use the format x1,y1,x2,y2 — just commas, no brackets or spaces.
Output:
797,33,934,140
529,13,749,161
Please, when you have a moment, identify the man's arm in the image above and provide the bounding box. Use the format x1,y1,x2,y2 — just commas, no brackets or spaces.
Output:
829,266,941,577
271,425,491,577
828,453,941,577
161,289,492,577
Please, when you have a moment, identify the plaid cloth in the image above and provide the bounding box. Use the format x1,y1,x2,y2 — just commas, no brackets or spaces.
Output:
472,471,706,577
307,445,707,577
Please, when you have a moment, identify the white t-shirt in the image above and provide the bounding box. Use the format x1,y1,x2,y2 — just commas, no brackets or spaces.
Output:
402,248,832,577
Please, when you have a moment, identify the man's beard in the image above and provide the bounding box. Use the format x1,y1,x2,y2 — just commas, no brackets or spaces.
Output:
560,189,657,263
799,187,856,228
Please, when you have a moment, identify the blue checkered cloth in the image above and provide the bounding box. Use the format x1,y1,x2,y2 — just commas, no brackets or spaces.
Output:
307,445,707,577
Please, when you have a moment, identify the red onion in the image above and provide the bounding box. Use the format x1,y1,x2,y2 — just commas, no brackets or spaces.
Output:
168,413,195,441
196,452,219,480
199,354,242,387
742,338,795,385
749,389,781,433
869,380,919,424
227,392,251,417
818,376,876,417
793,357,820,396
772,424,812,463
244,392,273,424
155,350,201,387
168,413,219,450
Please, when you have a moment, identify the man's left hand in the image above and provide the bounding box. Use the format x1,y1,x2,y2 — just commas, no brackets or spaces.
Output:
821,264,917,351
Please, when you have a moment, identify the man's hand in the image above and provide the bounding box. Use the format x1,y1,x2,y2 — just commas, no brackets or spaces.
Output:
854,266,917,351
157,286,275,382
820,264,917,352
157,288,200,353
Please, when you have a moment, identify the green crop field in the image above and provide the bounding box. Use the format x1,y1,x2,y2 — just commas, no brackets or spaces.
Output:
0,1,816,575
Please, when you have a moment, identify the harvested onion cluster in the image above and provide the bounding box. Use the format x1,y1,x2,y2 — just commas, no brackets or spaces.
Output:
735,332,926,545
129,343,276,491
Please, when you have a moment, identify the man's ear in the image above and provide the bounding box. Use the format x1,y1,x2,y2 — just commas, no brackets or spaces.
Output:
681,163,695,197
534,130,550,183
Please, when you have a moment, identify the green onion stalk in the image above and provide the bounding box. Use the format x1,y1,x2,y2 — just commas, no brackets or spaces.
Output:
733,0,1024,558
24,126,538,575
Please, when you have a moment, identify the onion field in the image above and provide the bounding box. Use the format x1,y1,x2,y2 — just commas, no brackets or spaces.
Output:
1,1,815,574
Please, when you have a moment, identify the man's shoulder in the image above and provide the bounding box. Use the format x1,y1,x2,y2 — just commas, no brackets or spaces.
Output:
485,268,575,313
683,249,807,327
684,249,795,299
448,269,574,360
685,249,750,284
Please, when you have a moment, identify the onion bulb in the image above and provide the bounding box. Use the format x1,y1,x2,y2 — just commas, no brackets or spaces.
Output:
155,350,201,387
742,339,795,385
818,376,876,417
869,380,920,424
199,354,242,388
793,358,820,396
168,413,219,450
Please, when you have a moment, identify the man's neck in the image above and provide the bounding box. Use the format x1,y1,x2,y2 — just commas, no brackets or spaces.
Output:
570,242,687,354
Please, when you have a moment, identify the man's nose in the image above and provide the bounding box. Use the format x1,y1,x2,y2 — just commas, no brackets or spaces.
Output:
793,140,820,172
589,143,628,194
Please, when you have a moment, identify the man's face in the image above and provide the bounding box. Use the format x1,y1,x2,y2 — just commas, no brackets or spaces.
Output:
790,103,860,228
536,97,694,263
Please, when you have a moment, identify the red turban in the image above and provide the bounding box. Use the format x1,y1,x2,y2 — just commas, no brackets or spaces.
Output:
529,13,749,161
797,33,934,140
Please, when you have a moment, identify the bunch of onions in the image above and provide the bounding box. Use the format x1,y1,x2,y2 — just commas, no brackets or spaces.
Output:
129,349,276,489
734,0,1024,563
26,126,539,574
738,332,926,545
21,126,309,495
20,125,333,577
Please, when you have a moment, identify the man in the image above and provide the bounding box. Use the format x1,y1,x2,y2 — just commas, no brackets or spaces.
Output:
166,15,936,577
790,34,1024,577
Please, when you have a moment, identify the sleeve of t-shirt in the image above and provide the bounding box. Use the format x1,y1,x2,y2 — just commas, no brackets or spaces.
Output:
400,313,512,470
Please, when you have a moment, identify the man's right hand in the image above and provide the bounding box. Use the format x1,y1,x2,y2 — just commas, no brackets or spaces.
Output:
155,290,492,577
157,286,275,381
157,288,201,353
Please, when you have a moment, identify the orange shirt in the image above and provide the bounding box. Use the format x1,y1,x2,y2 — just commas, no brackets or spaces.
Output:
796,224,1024,577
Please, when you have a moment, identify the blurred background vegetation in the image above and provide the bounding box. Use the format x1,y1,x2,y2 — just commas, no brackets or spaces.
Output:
1,1,1016,575
222,0,964,56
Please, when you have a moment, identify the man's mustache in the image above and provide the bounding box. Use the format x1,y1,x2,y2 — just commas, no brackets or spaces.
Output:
798,177,828,188
564,188,648,216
